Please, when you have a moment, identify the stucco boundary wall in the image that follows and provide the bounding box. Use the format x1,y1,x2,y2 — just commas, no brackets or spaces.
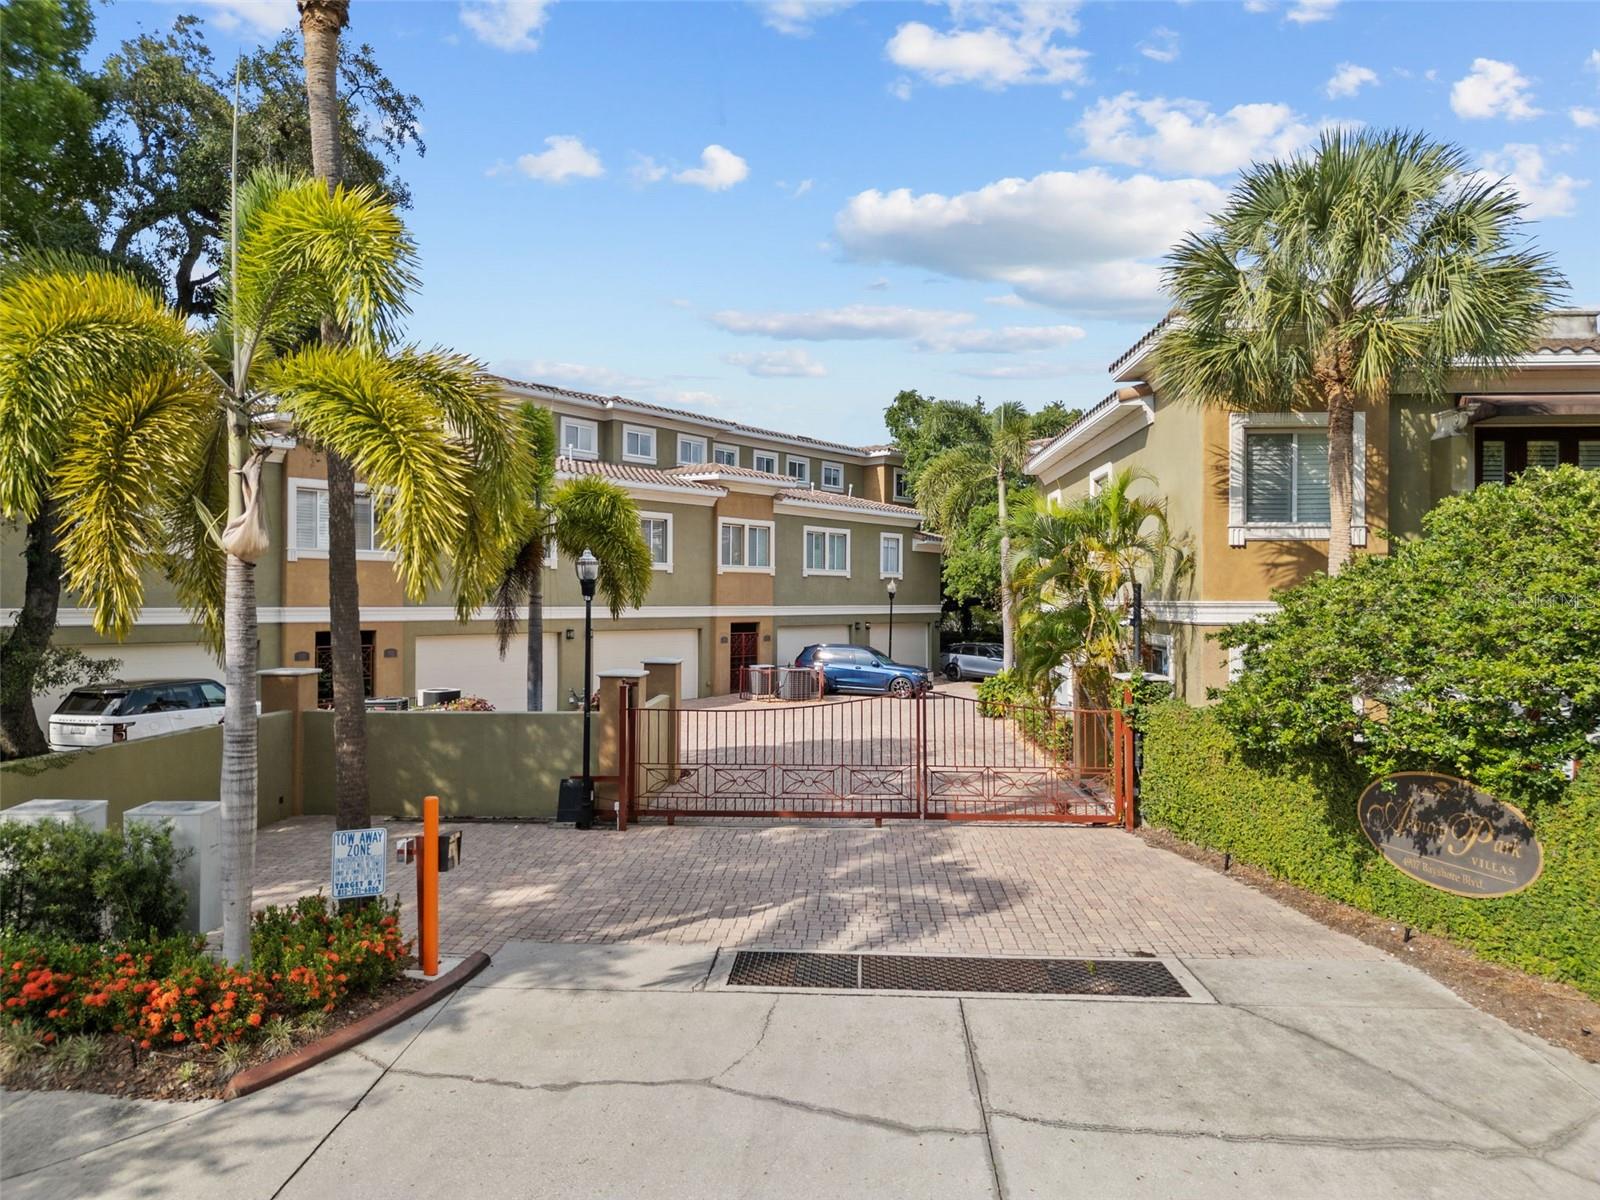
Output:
0,711,296,828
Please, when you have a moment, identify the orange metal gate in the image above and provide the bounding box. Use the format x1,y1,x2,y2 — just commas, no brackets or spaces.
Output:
623,692,1133,826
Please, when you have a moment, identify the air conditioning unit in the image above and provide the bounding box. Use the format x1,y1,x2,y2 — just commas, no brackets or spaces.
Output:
366,696,410,711
417,688,461,708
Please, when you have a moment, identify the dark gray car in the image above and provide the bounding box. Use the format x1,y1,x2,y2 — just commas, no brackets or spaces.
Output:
938,643,1003,682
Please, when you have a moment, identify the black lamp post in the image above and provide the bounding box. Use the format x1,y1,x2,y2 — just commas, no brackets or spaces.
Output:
576,548,599,827
886,577,897,659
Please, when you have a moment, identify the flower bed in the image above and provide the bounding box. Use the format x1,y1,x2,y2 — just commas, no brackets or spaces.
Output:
1,894,413,1096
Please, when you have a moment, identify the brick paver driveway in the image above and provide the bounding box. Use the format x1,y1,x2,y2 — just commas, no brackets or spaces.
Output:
254,817,1376,961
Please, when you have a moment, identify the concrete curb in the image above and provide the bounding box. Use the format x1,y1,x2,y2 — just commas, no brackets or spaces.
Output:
223,951,491,1099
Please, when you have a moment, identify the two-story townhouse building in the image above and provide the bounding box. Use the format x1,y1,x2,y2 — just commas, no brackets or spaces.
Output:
1025,308,1600,705
3,379,941,725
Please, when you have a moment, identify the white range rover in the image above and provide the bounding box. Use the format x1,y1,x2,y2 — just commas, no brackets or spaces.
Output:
48,679,228,752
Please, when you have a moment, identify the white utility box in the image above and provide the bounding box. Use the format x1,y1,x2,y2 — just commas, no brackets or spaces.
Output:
123,801,222,934
0,798,109,831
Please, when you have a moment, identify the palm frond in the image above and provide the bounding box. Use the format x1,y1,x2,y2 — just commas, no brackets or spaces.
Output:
548,476,653,618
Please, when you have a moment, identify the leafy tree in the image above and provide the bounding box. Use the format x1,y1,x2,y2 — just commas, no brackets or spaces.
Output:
0,173,520,961
1215,466,1600,805
1008,468,1187,704
99,14,423,315
1027,400,1082,442
0,0,118,256
1158,128,1564,575
491,405,654,710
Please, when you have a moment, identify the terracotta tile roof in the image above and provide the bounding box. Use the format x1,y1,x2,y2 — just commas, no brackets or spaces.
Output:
1531,336,1600,356
669,464,793,485
492,375,894,458
556,456,724,492
776,488,921,517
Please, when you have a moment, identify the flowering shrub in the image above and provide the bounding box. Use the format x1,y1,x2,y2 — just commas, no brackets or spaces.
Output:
419,695,494,711
1,895,409,1052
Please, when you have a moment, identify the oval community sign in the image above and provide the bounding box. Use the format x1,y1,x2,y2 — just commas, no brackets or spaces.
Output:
1357,772,1543,898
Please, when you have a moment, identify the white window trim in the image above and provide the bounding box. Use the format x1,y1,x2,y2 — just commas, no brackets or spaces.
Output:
752,451,779,475
820,460,845,492
893,468,912,501
713,442,740,466
879,532,903,580
287,477,396,562
716,517,775,575
1227,411,1366,548
785,455,812,484
802,524,852,578
1142,631,1174,680
559,416,599,460
1088,462,1113,497
622,424,657,464
543,544,557,570
677,434,709,466
639,511,673,573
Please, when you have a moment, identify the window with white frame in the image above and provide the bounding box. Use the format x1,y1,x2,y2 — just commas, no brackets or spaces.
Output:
803,526,850,576
785,456,811,484
559,416,598,459
893,469,911,501
622,425,656,463
718,519,772,571
879,532,903,578
1228,412,1365,547
639,513,672,570
752,450,778,474
292,482,388,557
820,461,844,491
677,434,707,465
713,443,739,466
543,544,556,569
1088,463,1113,497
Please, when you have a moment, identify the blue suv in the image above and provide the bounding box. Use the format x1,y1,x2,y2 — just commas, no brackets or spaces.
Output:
793,644,933,697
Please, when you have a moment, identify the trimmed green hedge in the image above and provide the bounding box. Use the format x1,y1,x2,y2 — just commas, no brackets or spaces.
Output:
1140,701,1600,999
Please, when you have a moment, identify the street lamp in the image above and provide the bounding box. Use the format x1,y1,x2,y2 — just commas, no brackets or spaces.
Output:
576,548,599,828
886,577,897,660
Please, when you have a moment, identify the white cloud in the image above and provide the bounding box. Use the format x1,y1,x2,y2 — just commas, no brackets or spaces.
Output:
1481,144,1586,219
496,359,651,393
508,135,603,183
754,0,856,36
672,390,724,409
1243,0,1273,11
1451,58,1541,120
885,4,1088,90
834,168,1225,317
983,293,1029,307
889,77,915,101
953,362,1084,380
674,145,750,191
1079,93,1320,176
709,304,1084,354
723,349,829,378
1571,107,1600,129
1138,27,1180,64
930,324,1086,353
460,0,554,52
775,178,815,197
630,154,668,184
1285,0,1338,23
183,0,297,35
1587,49,1600,74
1324,63,1378,99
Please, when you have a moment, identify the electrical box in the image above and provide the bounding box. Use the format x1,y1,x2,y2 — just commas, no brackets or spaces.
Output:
0,798,108,832
123,801,221,934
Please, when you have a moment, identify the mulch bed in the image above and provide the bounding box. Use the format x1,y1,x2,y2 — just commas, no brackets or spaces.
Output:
1,975,426,1102
1137,826,1599,1063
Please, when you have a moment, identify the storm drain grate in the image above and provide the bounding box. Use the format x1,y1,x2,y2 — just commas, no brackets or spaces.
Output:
726,951,1189,998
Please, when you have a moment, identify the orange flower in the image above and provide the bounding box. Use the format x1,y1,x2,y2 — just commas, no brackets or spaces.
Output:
247,1012,262,1027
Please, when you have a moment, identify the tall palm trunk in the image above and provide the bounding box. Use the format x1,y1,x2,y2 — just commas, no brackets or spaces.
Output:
998,465,1014,670
0,504,62,759
1325,391,1355,577
299,0,367,830
526,548,545,712
220,552,258,963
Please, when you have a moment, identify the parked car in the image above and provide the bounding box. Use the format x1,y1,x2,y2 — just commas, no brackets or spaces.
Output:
938,642,1003,682
792,645,932,697
47,679,227,752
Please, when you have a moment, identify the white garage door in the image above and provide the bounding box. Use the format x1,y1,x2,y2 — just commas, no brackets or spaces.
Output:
413,633,559,712
32,643,223,727
887,624,931,667
775,624,851,668
592,629,699,700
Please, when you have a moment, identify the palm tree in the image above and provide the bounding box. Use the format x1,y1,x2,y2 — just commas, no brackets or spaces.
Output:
490,404,654,710
1008,469,1187,704
0,174,519,964
1157,128,1564,576
296,0,370,835
915,401,1036,670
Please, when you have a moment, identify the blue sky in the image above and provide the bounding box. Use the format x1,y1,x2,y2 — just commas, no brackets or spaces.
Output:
91,1,1600,443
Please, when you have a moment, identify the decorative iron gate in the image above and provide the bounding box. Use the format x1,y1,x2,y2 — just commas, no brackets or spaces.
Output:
625,692,1131,826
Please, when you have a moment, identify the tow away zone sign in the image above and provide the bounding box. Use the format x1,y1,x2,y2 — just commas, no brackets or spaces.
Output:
331,827,388,901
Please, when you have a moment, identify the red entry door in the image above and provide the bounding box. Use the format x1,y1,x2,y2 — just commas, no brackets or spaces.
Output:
729,624,760,692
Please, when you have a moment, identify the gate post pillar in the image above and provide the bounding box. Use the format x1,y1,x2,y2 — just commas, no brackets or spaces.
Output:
641,658,683,706
595,669,648,825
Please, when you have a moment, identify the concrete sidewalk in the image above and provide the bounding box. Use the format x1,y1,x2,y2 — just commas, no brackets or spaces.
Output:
4,943,1598,1199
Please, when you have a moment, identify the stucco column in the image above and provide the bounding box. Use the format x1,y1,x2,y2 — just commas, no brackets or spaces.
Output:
641,658,683,706
593,668,648,822
258,667,319,817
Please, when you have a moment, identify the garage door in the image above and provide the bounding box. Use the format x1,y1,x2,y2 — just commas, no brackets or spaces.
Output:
775,624,851,668
888,624,931,667
413,633,559,712
32,643,223,727
593,629,699,700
